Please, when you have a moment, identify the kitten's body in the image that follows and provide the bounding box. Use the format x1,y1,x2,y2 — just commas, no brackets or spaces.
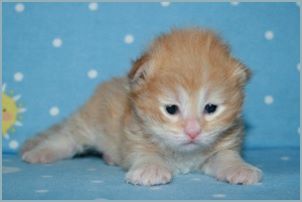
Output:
22,28,262,186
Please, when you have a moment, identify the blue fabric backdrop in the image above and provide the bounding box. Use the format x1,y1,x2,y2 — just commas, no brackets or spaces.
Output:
2,2,300,153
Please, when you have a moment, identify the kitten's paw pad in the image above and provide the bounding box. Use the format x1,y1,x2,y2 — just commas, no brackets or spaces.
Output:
125,164,172,186
217,164,262,185
22,147,59,164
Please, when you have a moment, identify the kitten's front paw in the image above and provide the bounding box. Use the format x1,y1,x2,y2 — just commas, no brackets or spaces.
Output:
125,164,172,186
217,164,262,185
22,147,60,164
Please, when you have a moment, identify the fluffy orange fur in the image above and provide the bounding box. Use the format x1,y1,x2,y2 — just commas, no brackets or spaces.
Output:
21,28,261,186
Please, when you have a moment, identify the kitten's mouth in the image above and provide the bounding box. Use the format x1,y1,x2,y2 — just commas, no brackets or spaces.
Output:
180,141,200,151
183,140,198,145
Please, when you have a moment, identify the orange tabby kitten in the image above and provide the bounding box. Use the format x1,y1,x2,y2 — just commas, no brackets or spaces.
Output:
21,28,262,186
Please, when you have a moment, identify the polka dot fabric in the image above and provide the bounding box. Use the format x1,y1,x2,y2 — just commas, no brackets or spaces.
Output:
2,149,300,199
3,2,299,153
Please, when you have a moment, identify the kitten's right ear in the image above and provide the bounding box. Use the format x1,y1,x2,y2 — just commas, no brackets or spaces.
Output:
128,53,153,87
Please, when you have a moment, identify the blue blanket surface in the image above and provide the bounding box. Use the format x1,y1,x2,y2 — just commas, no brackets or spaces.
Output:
3,148,299,200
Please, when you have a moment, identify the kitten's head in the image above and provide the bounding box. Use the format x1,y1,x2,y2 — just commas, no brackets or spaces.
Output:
128,28,250,152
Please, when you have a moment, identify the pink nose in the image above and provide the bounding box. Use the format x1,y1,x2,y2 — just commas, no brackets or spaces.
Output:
184,118,201,140
186,130,200,140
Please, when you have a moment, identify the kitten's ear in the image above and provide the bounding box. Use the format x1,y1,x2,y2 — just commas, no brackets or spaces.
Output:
234,63,252,85
128,53,153,87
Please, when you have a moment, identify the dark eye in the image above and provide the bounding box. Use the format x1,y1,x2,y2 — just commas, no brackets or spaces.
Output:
165,104,179,115
204,104,218,114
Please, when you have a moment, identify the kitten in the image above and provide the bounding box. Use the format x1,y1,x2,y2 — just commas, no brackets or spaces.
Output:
21,28,262,186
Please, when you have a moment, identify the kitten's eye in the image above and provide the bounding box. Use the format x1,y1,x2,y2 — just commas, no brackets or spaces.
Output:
204,104,218,114
165,104,179,115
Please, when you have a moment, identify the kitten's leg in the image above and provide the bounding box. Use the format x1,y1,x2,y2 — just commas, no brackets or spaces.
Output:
21,113,95,164
202,150,262,185
125,153,172,186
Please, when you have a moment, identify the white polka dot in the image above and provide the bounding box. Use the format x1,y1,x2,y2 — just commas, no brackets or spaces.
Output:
87,168,97,171
265,31,274,40
191,177,201,181
264,95,274,105
230,1,239,6
14,72,24,82
160,1,171,7
3,166,21,174
280,156,290,161
15,3,25,12
41,175,53,178
9,140,19,150
49,106,60,116
52,38,63,48
150,186,162,190
212,194,226,198
124,34,134,44
88,2,98,11
297,63,300,71
87,69,98,79
91,180,103,183
35,189,49,193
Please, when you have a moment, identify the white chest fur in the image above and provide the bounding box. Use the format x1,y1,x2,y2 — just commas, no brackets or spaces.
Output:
166,150,208,175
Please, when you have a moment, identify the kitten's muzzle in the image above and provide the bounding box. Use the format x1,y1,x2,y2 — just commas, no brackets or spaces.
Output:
184,118,201,140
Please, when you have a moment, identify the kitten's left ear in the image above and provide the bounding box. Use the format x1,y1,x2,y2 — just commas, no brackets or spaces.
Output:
128,53,154,87
234,62,251,85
